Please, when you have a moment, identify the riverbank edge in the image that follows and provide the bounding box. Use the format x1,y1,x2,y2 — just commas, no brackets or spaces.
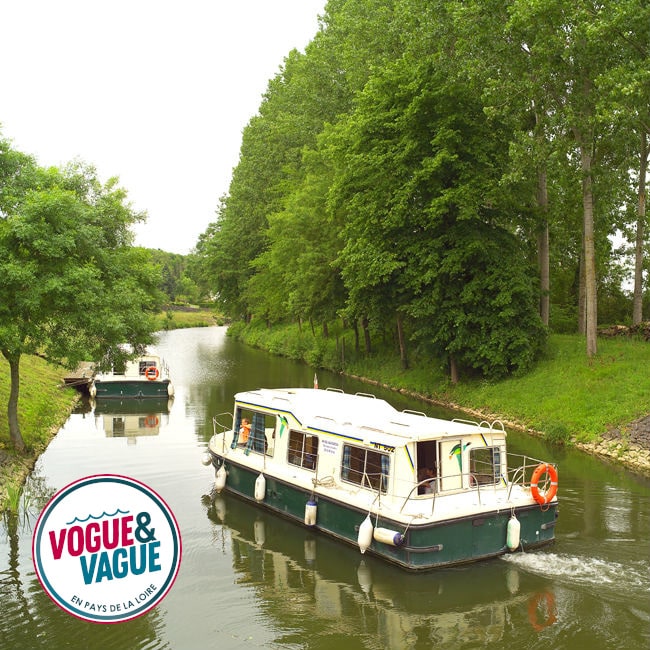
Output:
0,392,80,513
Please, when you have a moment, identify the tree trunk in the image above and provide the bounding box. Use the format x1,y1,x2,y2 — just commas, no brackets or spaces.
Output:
396,313,408,370
450,356,459,384
352,318,360,353
579,143,598,357
633,130,648,326
578,247,586,335
361,316,371,354
5,352,26,452
537,170,550,327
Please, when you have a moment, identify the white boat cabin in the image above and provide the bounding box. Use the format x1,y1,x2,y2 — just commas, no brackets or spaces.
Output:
214,388,509,501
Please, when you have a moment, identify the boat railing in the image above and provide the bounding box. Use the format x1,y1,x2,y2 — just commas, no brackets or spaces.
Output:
401,409,427,417
212,412,233,436
505,453,557,499
211,413,234,454
451,418,507,433
399,471,486,515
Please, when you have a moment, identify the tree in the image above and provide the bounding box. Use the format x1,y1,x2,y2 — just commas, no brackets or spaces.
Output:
326,47,544,378
0,152,161,451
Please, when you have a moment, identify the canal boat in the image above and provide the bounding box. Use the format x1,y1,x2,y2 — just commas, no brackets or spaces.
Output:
89,351,174,399
204,387,559,571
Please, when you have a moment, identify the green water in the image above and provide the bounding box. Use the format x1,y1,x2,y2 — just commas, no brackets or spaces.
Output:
1,327,648,649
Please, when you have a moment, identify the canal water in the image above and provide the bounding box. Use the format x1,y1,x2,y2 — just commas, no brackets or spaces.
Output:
1,326,649,649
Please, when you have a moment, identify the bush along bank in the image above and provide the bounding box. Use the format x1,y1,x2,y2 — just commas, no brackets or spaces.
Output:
230,320,650,476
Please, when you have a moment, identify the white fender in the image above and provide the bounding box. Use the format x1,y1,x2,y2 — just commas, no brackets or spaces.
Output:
167,382,175,397
214,465,227,493
357,561,372,595
254,519,265,546
373,527,404,547
304,539,316,564
304,499,317,526
357,515,373,554
201,451,212,466
212,496,226,522
89,382,97,398
254,473,266,502
507,514,521,551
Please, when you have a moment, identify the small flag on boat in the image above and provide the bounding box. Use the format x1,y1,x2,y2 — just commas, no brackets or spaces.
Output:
314,373,319,389
278,415,288,438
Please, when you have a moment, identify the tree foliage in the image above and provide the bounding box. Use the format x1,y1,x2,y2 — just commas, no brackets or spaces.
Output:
193,0,648,378
0,139,162,450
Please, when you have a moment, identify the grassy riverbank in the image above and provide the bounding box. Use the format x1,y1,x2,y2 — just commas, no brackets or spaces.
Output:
153,306,224,330
230,320,650,445
0,356,79,512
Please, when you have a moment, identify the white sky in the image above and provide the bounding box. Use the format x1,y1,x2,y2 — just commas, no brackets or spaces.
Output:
0,0,326,254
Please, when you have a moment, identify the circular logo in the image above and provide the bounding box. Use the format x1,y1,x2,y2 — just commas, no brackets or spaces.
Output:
32,474,182,623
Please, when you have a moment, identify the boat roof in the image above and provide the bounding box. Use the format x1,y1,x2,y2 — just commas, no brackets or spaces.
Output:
234,387,505,446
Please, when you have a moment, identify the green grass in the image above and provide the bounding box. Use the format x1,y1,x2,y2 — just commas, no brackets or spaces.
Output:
441,335,650,441
0,355,78,451
234,321,650,445
0,354,79,511
153,307,223,330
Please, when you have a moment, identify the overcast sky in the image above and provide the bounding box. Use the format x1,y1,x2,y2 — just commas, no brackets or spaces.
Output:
0,0,326,254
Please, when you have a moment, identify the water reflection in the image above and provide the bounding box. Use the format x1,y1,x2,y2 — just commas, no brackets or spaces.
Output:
91,398,174,439
204,491,560,649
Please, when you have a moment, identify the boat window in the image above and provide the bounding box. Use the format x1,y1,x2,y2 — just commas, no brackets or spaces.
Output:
139,361,156,376
231,408,274,456
287,431,318,470
341,445,389,493
469,447,501,485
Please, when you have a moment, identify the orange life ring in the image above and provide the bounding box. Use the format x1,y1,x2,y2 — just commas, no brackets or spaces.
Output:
144,415,159,428
530,463,558,505
527,591,557,631
145,366,160,381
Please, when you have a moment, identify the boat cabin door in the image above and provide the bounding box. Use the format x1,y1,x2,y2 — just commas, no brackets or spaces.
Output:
416,441,439,494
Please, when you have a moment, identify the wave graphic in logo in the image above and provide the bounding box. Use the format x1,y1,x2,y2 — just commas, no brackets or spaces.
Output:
66,509,130,526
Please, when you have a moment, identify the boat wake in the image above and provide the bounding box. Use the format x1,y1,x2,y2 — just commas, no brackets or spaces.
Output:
501,551,650,593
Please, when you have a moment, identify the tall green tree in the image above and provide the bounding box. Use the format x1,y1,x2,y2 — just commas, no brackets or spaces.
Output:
505,0,640,355
327,50,545,378
0,152,161,451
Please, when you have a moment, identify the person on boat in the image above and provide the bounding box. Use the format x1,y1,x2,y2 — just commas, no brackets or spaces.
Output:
418,467,437,494
239,418,251,445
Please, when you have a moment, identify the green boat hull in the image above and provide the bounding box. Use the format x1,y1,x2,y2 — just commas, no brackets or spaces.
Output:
210,455,558,571
93,379,172,399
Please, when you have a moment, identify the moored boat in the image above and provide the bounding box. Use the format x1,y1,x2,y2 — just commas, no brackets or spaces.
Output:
89,350,174,399
204,387,559,571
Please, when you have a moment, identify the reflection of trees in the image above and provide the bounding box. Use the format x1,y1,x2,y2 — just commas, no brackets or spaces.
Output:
1,511,39,648
0,471,57,645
